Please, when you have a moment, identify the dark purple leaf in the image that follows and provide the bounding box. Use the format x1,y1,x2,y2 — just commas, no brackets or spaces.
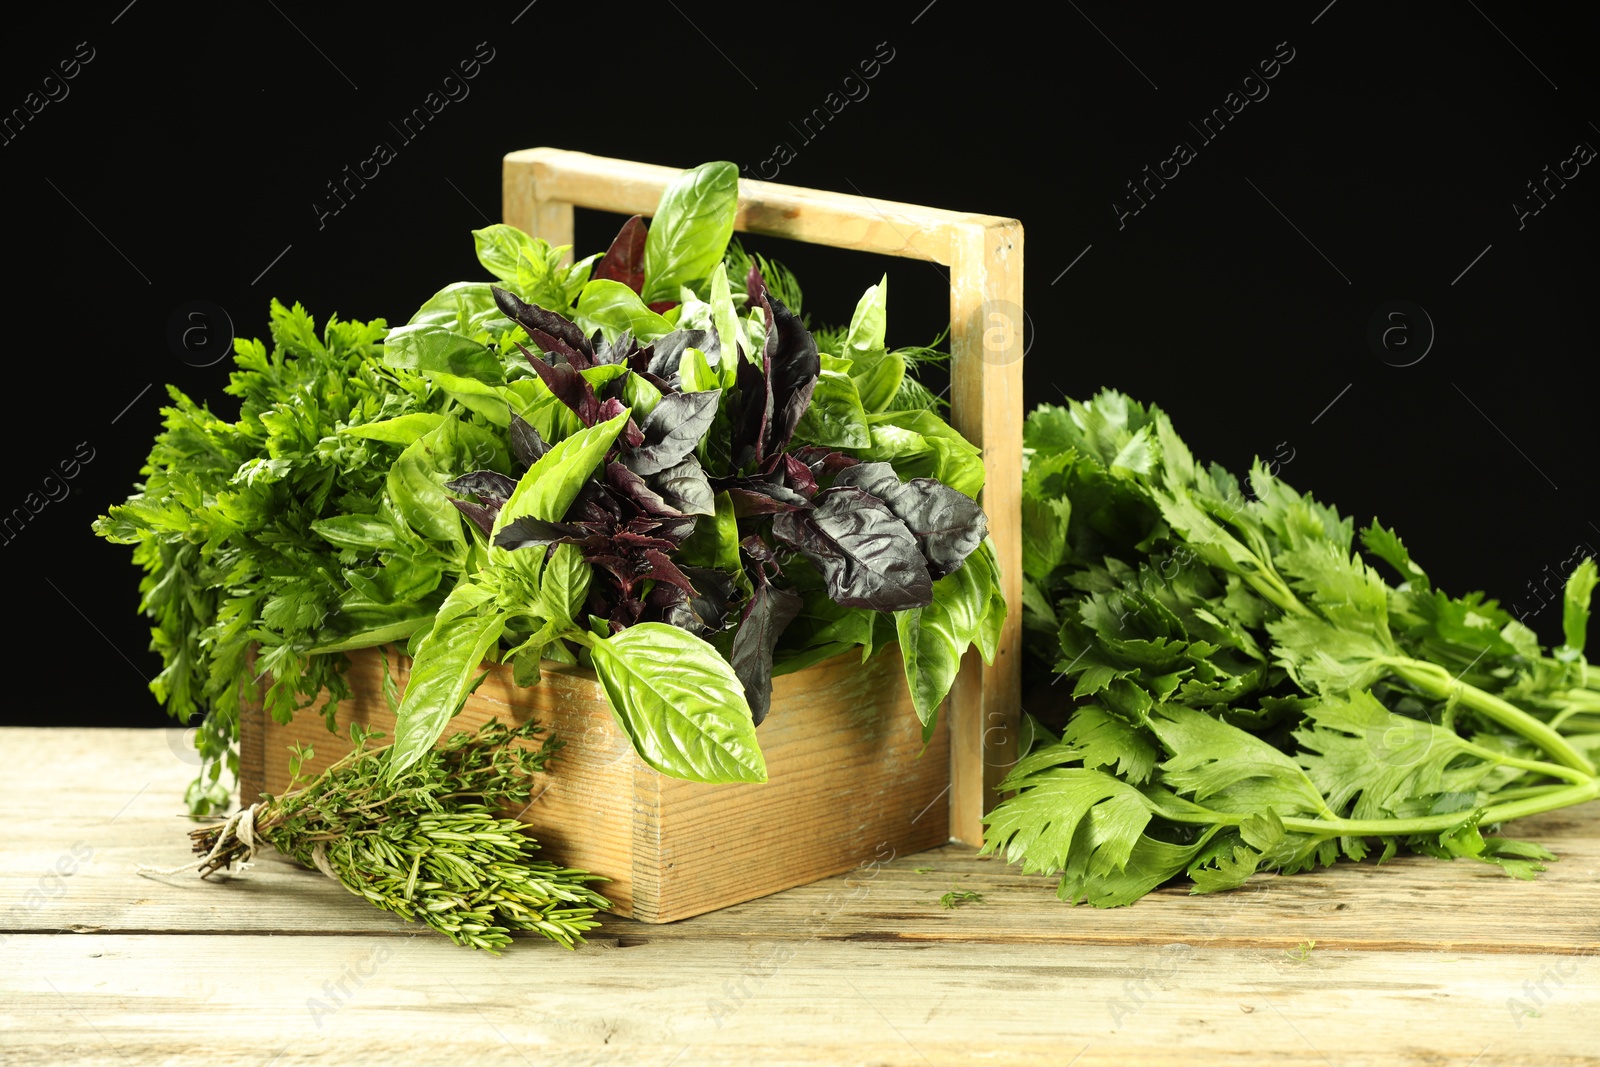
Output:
771,487,933,611
493,287,592,367
649,515,698,545
642,549,698,596
606,461,679,517
730,582,803,726
625,389,720,476
644,330,714,383
509,414,550,470
450,498,499,539
444,470,518,506
726,485,810,516
493,516,586,551
732,345,773,470
593,329,641,367
649,457,715,517
740,535,778,566
762,294,819,459
790,446,859,477
569,480,625,526
770,453,819,498
518,342,604,426
830,462,988,580
592,215,648,294
611,528,678,553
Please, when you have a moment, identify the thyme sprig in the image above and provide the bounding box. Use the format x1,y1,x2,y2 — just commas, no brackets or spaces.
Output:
187,719,608,952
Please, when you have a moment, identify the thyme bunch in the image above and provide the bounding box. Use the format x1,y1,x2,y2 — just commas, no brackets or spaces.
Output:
186,719,608,952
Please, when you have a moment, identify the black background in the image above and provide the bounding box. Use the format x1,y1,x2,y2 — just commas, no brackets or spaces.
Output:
2,1,1595,728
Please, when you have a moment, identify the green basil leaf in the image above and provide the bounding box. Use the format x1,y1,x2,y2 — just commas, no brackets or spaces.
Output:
641,161,739,306
387,584,508,780
494,409,631,534
408,281,510,336
339,413,447,446
388,419,470,548
851,351,906,414
707,261,742,382
844,275,889,354
895,552,996,728
795,353,871,448
576,279,674,342
678,346,718,393
383,324,503,383
535,542,591,634
586,623,767,784
676,490,740,573
473,224,547,283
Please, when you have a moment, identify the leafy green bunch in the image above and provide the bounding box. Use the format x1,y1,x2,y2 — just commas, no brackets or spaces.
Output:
98,160,1003,806
988,390,1600,904
186,717,608,952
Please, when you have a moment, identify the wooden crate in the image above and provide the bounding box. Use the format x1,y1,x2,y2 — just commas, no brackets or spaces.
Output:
239,149,1024,922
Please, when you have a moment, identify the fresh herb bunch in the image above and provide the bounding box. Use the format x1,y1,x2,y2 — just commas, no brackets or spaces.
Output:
989,389,1600,905
184,717,607,952
381,161,1002,783
97,159,1001,805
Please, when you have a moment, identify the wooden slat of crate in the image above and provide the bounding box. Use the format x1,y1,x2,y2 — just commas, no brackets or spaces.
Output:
240,644,950,922
504,148,1024,846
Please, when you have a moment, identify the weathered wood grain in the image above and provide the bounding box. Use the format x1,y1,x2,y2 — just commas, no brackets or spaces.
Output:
5,728,1600,1066
4,934,1595,1066
6,729,1598,956
240,644,950,923
501,147,1024,840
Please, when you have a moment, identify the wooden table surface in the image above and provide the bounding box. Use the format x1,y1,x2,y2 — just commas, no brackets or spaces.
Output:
3,727,1597,1066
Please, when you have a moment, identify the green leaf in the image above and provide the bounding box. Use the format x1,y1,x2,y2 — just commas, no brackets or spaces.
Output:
310,514,404,553
794,354,871,448
677,490,740,572
1560,558,1597,656
576,279,675,342
495,410,631,534
1061,706,1158,785
980,766,1153,878
707,262,742,382
408,281,508,336
340,413,447,446
641,161,739,305
472,225,547,284
388,418,474,548
383,324,503,383
895,554,995,729
387,583,508,781
535,543,590,634
585,623,767,783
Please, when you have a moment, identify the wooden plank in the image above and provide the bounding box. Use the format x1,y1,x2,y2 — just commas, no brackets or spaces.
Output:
6,729,1599,957
505,147,1013,264
503,148,1027,844
5,933,1596,1066
947,218,1025,846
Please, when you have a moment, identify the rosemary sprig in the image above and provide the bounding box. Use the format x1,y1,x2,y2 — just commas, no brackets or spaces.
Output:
184,719,608,952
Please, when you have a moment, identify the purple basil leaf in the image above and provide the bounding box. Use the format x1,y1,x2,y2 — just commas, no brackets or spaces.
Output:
767,453,819,498
771,487,933,611
493,286,592,366
649,515,698,545
645,330,714,383
726,484,811,517
592,329,641,367
730,582,803,726
493,516,586,551
450,498,500,539
762,294,819,459
606,461,679,517
569,480,625,526
649,456,715,517
789,446,859,477
642,548,697,596
740,534,778,566
732,345,773,471
592,215,648,294
444,470,518,506
625,389,720,476
830,462,988,580
518,342,604,426
509,414,550,470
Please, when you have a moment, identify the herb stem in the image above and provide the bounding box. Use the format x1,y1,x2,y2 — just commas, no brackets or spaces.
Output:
1385,657,1597,776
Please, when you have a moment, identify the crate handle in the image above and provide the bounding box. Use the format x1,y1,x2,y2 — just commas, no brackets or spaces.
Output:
504,148,1022,846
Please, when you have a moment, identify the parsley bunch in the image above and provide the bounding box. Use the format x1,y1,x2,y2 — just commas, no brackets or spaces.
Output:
992,390,1600,904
